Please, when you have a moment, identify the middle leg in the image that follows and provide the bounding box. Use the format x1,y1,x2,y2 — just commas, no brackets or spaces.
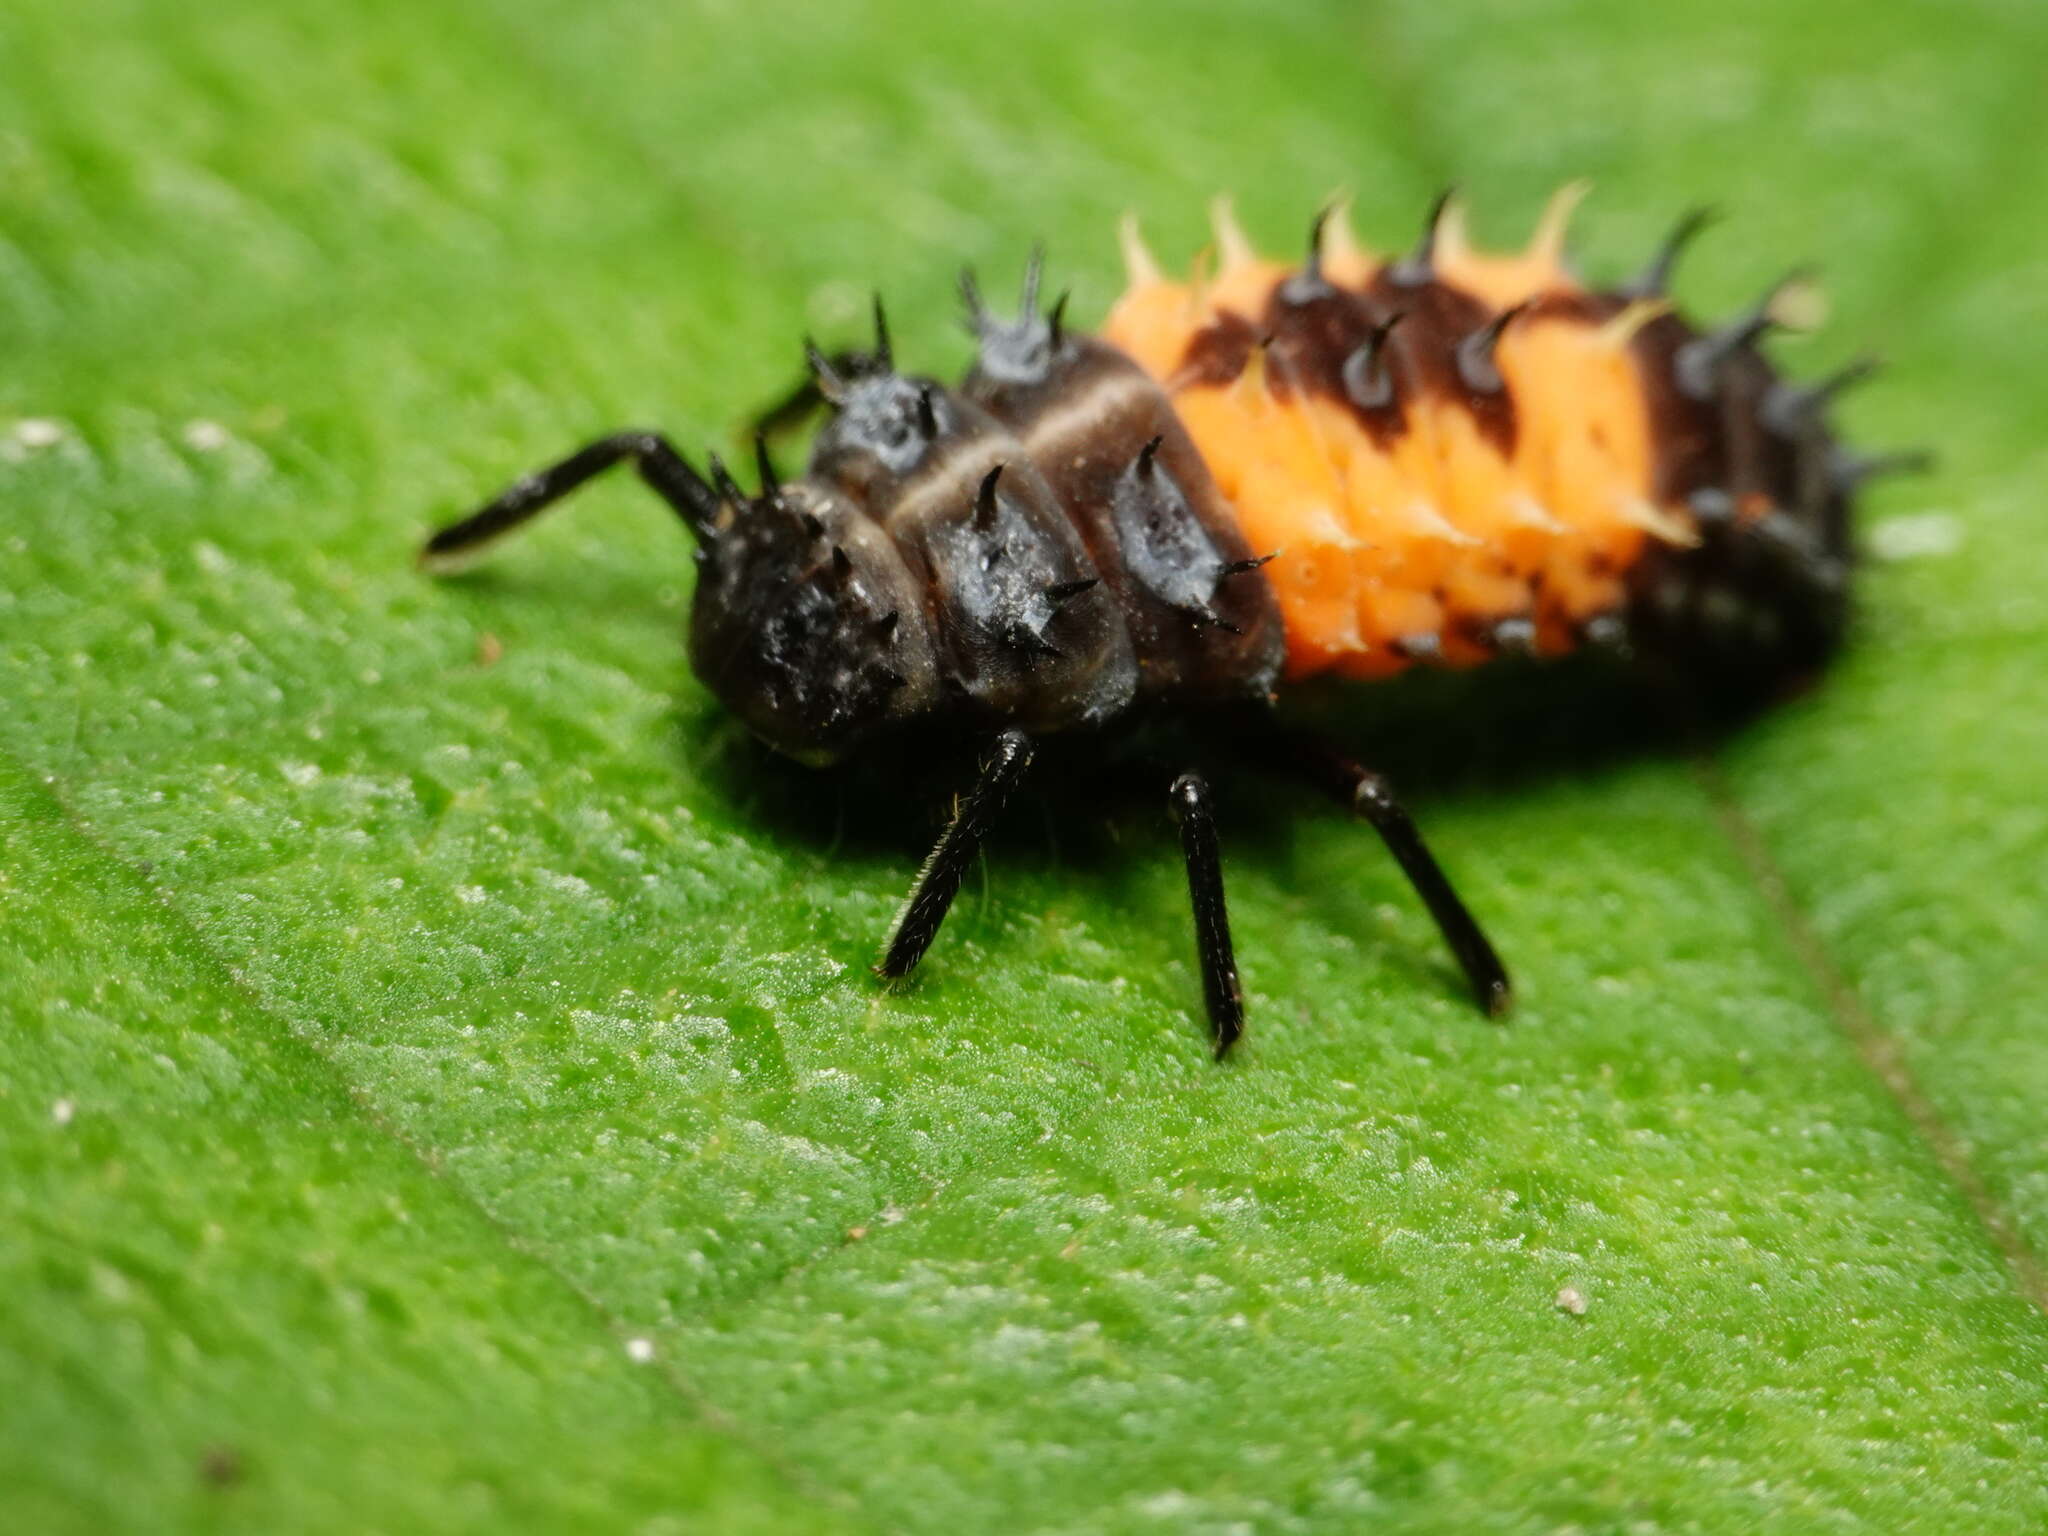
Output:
1170,771,1246,1061
878,730,1035,980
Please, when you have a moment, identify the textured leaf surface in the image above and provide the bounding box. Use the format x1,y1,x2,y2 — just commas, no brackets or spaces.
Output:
4,1,2047,1531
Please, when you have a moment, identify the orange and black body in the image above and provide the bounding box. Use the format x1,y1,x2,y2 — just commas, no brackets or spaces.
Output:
419,191,1909,1060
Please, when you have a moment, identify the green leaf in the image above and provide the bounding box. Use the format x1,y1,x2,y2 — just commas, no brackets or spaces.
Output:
5,1,2047,1531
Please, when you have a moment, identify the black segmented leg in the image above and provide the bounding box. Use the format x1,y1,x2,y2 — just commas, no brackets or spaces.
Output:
1298,736,1512,1019
878,730,1035,980
1169,771,1246,1061
418,431,715,571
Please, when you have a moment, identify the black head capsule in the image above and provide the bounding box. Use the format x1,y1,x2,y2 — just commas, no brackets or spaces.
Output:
688,477,941,764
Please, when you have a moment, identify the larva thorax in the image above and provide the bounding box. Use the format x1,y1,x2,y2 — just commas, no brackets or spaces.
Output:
688,267,1284,762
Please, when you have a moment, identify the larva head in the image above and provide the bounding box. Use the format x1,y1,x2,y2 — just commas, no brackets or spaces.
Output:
688,458,940,765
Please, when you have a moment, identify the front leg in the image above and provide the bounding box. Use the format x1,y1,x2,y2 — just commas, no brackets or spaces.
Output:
418,430,720,572
877,730,1035,980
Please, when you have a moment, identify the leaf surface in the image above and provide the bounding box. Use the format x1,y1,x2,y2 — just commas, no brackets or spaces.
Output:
4,1,2047,1530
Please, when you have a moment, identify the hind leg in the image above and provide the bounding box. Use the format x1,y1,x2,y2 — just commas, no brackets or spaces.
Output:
1296,736,1511,1018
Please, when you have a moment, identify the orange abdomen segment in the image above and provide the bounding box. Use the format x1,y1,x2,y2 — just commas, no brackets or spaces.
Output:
1103,193,1698,681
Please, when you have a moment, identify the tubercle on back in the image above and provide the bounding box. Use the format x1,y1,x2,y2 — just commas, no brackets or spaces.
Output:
954,259,1285,701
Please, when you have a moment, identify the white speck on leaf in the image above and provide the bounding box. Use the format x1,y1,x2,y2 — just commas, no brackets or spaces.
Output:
1868,512,1962,562
541,870,598,901
280,761,321,787
625,1336,655,1363
11,418,65,449
182,419,231,451
1556,1286,1589,1316
51,1098,75,1126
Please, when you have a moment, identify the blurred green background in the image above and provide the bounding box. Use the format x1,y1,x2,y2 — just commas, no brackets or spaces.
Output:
4,0,2047,1531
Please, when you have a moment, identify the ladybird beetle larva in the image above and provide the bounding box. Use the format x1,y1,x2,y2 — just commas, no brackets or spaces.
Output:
419,189,1921,1060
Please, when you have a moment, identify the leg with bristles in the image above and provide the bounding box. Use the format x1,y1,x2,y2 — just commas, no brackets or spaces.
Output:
1169,771,1245,1060
878,730,1035,980
1297,736,1512,1018
418,430,718,572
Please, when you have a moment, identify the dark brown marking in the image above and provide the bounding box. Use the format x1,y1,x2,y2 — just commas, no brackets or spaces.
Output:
1259,279,1409,444
1169,310,1262,391
1360,270,1519,455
